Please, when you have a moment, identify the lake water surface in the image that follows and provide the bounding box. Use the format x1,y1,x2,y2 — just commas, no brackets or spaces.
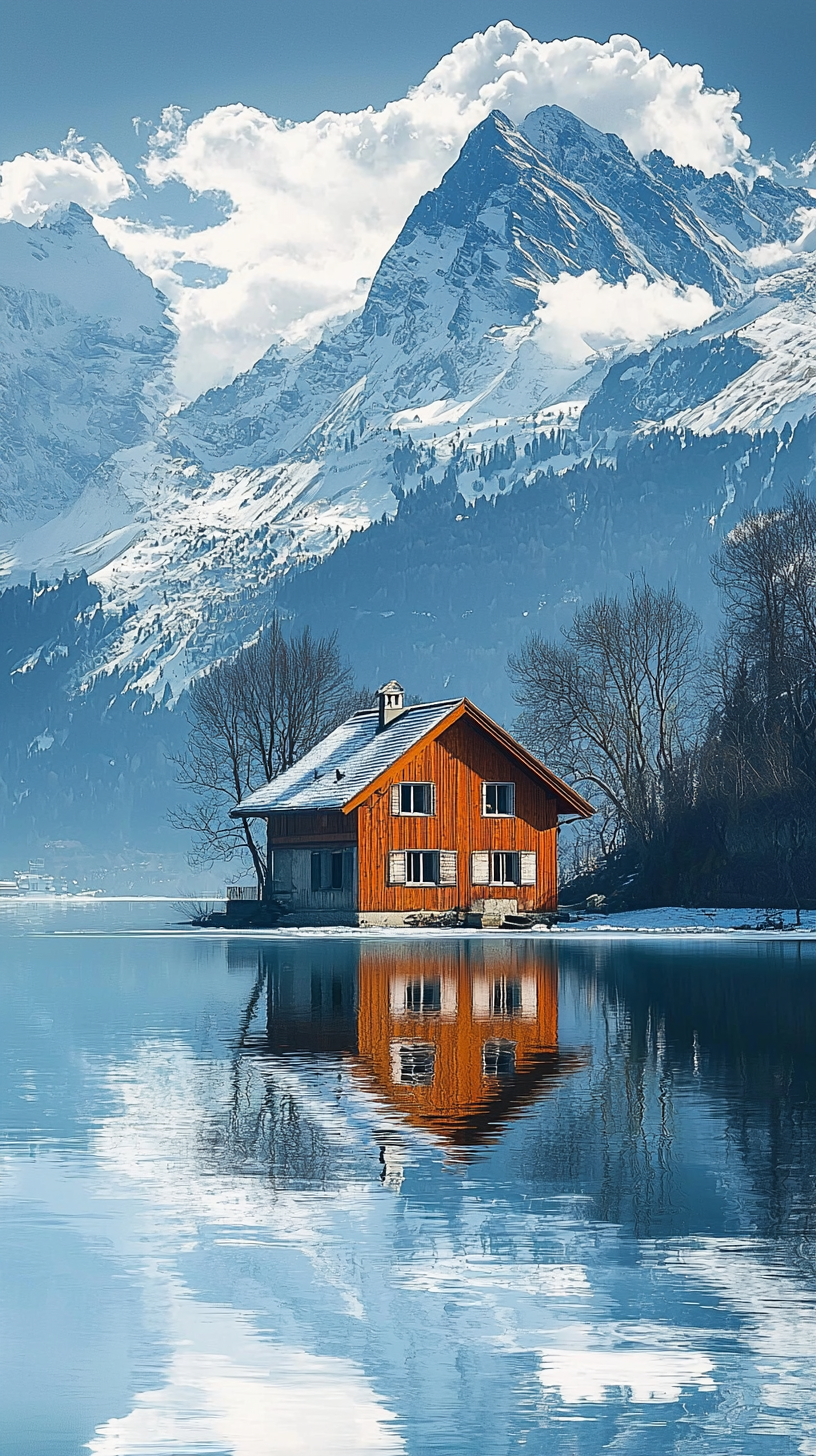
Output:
2,902,816,1454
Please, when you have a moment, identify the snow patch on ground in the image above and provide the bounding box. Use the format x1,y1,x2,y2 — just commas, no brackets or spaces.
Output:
559,906,816,934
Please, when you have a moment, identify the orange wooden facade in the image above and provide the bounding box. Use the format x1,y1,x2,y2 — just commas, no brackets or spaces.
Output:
352,716,559,914
250,940,588,1148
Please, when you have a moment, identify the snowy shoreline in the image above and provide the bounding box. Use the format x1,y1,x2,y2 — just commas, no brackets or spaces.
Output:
4,898,816,940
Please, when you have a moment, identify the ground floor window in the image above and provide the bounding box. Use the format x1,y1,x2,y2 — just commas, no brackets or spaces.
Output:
491,851,520,885
388,850,457,886
471,850,537,886
404,977,442,1014
311,849,352,892
492,977,523,1014
407,850,438,885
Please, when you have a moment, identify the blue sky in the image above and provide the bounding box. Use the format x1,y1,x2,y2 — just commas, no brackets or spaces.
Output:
2,0,814,170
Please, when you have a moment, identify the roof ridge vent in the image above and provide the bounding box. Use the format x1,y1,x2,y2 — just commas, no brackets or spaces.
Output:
377,679,405,731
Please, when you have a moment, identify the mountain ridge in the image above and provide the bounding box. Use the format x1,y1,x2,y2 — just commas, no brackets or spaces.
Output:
2,102,816,865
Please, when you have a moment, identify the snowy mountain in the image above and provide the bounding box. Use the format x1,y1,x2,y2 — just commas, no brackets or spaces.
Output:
0,204,175,535
3,102,816,865
168,107,747,471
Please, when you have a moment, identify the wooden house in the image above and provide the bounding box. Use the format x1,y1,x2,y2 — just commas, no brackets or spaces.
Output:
232,682,592,926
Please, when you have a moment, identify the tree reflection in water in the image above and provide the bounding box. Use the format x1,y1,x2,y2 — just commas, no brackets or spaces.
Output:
202,948,344,1189
522,939,816,1255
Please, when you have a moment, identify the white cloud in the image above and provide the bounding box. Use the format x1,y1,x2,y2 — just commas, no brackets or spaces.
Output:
99,23,750,398
90,1300,405,1456
2,24,751,397
532,270,717,366
0,131,130,224
742,205,816,270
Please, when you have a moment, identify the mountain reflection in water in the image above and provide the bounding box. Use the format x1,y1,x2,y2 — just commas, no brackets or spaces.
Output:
4,907,816,1455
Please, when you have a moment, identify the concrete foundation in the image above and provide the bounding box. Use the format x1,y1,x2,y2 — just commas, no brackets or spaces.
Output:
469,897,518,926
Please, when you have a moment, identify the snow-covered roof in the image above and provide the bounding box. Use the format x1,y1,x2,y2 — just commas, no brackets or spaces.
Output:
232,700,461,815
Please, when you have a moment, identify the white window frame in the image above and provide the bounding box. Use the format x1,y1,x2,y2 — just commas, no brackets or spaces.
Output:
403,976,442,1014
481,781,516,818
390,1040,436,1086
384,850,454,879
470,849,536,886
482,1038,517,1078
406,850,439,885
389,849,457,886
391,782,436,816
490,850,520,885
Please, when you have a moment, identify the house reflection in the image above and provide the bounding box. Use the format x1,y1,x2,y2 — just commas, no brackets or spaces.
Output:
236,939,583,1150
356,941,571,1144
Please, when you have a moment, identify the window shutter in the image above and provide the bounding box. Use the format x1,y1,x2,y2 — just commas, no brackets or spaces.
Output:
508,783,516,817
430,782,437,816
390,784,401,815
471,850,490,885
520,851,537,885
439,850,457,885
480,782,487,816
388,850,407,885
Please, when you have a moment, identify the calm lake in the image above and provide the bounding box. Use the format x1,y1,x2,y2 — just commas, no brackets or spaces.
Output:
2,903,816,1455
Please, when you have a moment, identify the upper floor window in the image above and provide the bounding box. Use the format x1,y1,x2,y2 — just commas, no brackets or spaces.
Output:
482,1038,517,1079
391,1040,436,1086
391,782,435,815
482,782,515,817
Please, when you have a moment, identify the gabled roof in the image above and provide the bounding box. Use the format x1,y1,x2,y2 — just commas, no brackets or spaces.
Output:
231,698,593,820
231,701,460,816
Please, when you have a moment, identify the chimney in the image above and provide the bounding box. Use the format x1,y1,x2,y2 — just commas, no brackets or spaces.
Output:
377,680,405,731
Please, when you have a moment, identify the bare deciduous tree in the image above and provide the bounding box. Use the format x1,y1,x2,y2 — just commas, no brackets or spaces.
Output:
509,580,702,848
170,619,366,892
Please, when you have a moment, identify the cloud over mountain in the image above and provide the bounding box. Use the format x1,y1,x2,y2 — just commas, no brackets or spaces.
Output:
533,271,717,368
0,134,130,224
0,24,755,399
